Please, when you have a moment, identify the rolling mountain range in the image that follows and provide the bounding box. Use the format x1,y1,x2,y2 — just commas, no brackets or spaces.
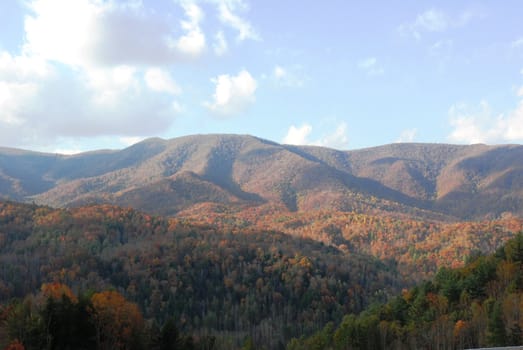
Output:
1,134,522,221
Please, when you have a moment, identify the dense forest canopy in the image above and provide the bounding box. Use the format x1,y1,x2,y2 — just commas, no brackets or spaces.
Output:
287,234,523,350
0,201,401,349
1,200,522,349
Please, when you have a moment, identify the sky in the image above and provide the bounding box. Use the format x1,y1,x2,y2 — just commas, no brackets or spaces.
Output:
1,0,523,154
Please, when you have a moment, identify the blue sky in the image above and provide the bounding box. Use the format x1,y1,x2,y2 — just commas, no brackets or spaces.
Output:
0,0,522,153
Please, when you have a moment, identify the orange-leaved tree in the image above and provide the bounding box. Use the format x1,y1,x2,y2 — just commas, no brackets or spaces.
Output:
4,339,25,350
41,282,78,303
90,290,144,350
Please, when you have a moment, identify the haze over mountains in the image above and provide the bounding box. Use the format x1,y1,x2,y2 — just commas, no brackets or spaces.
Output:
1,134,522,221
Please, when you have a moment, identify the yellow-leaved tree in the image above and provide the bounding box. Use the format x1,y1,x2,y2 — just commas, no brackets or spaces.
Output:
90,290,144,350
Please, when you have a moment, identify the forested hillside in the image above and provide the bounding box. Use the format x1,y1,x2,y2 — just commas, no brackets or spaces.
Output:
287,234,523,349
1,200,523,349
1,135,523,221
179,206,523,282
0,201,401,349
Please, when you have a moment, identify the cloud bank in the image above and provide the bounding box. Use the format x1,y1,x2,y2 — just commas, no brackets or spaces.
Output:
282,122,349,150
205,69,257,116
399,8,481,40
0,0,259,148
448,97,523,144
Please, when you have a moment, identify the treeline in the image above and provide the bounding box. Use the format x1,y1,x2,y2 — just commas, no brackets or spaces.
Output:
0,201,400,349
287,233,523,349
3,199,522,349
0,283,205,350
180,206,523,282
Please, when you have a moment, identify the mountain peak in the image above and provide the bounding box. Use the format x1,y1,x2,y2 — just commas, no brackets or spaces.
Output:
0,134,522,220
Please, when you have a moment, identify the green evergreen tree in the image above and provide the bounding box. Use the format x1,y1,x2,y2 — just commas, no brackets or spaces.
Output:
159,318,181,350
509,323,522,346
487,301,506,346
242,337,255,350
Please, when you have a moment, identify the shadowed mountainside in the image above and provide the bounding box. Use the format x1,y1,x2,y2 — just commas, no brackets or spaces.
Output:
1,134,522,220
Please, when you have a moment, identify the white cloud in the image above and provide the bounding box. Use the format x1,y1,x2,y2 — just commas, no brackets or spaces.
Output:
23,0,186,67
511,37,523,49
313,122,350,149
0,53,49,127
399,8,480,40
120,136,147,147
213,31,228,56
396,129,417,143
22,0,232,68
205,69,257,116
176,2,206,57
10,0,259,68
0,0,203,148
358,57,377,69
358,57,384,76
0,49,50,81
271,65,306,87
282,122,349,149
448,98,523,144
0,57,182,146
415,9,449,32
0,0,263,148
53,147,84,155
274,66,286,80
282,124,313,145
87,65,137,105
429,39,453,56
144,68,181,95
448,104,496,144
0,80,37,125
23,0,99,66
216,0,259,41
399,9,448,39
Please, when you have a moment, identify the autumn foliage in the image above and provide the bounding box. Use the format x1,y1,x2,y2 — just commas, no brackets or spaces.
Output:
3,340,25,350
1,200,523,349
41,282,78,303
289,234,523,349
90,290,144,350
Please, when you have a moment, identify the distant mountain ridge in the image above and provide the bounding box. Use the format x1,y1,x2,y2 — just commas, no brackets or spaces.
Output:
1,134,522,220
